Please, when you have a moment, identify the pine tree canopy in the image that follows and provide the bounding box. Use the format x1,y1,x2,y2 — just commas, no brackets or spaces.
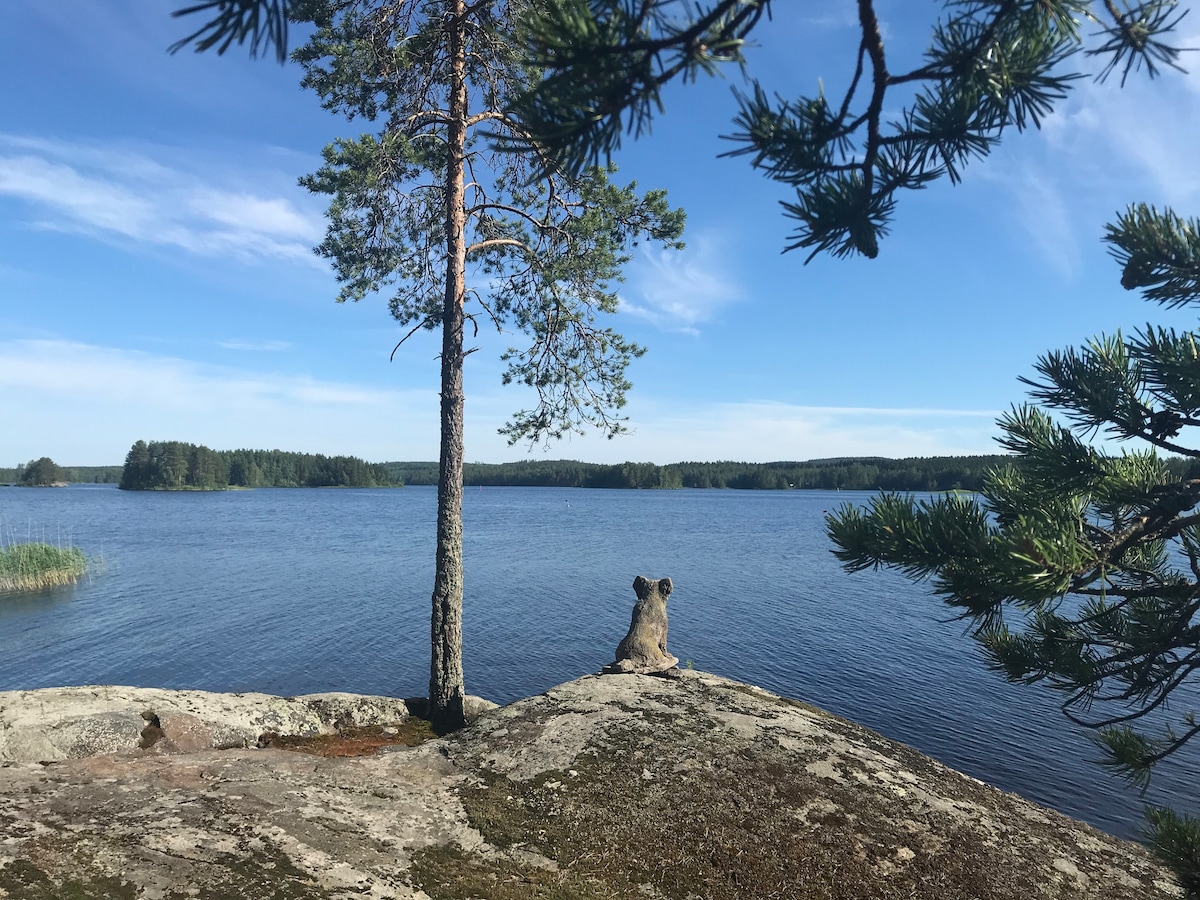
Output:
173,2,1194,261
826,208,1200,888
503,0,1192,260
18,457,65,487
291,0,685,445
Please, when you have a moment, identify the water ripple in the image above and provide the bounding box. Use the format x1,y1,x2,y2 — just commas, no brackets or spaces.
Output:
0,484,1195,839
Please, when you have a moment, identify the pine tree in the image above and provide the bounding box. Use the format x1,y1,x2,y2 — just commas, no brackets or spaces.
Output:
826,207,1200,894
171,0,1200,881
18,457,65,487
291,0,684,730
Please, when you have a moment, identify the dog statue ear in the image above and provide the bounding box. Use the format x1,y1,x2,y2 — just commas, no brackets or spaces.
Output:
633,575,649,592
660,577,673,596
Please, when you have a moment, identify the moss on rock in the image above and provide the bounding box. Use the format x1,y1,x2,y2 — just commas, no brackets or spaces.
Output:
0,672,1183,899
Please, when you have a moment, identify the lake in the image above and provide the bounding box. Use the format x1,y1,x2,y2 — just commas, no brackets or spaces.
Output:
1,483,1195,840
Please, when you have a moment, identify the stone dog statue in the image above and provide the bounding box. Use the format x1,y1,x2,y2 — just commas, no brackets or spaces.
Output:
602,576,679,675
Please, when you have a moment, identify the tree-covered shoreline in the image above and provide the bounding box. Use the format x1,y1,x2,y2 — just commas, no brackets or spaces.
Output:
386,455,1019,492
116,441,400,491
8,454,1021,492
15,454,1199,492
0,466,123,485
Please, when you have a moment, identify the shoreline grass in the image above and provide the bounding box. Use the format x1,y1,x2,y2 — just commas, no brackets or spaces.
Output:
0,542,89,593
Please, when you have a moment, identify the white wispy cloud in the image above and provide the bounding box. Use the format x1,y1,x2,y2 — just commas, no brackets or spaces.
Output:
973,59,1200,276
0,340,1004,466
791,0,890,39
621,233,744,335
0,135,324,265
468,396,1003,465
755,404,997,418
0,340,438,464
800,9,860,30
1004,169,1082,279
218,339,292,352
1185,33,1200,96
1054,74,1200,207
618,400,1001,462
188,188,317,241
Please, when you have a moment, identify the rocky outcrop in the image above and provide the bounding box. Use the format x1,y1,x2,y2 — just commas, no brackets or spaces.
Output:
0,686,496,763
0,672,1182,899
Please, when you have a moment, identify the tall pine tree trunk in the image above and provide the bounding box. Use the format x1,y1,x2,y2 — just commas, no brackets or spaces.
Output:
429,0,468,733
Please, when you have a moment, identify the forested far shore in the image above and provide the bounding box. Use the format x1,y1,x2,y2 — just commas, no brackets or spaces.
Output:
387,456,1026,491
0,465,123,485
117,441,399,490
11,454,1200,493
386,456,1200,491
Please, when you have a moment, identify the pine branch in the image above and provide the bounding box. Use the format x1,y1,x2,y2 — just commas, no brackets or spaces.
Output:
170,0,290,62
510,0,1192,261
1106,205,1200,308
1092,0,1193,85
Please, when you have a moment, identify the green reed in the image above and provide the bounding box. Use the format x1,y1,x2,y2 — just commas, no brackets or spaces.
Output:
0,542,89,593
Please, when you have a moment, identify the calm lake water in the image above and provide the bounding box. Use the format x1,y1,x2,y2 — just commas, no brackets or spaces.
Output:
1,484,1196,840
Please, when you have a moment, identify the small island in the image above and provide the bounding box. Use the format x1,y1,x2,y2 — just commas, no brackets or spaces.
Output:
13,457,68,488
118,440,401,490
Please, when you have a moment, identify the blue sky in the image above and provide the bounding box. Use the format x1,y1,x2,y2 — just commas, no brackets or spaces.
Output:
2,1,1199,467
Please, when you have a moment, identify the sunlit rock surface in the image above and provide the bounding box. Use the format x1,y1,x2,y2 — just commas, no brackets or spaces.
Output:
0,672,1181,899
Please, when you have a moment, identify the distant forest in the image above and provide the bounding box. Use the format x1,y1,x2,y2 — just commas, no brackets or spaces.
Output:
0,465,123,484
117,441,399,490
388,456,1019,491
10,452,1199,493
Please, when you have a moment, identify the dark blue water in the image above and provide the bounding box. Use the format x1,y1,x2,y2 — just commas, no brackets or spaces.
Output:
1,484,1195,840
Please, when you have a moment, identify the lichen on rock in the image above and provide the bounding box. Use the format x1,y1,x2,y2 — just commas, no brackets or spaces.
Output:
0,673,1184,899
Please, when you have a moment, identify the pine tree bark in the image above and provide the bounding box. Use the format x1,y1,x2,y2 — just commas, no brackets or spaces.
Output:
429,0,468,733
